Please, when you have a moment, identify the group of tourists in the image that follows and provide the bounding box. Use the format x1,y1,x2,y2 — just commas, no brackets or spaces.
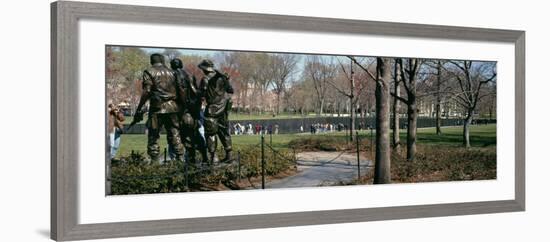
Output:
309,123,345,134
232,123,279,135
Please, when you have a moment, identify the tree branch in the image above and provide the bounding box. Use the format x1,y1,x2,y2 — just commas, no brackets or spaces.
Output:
390,92,409,104
347,56,376,81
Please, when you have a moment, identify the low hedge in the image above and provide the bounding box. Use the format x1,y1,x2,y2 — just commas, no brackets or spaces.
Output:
110,145,296,195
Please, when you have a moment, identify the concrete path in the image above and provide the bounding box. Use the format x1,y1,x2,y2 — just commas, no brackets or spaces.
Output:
266,151,371,189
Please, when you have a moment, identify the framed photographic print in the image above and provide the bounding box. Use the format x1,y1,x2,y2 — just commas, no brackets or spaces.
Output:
51,1,525,241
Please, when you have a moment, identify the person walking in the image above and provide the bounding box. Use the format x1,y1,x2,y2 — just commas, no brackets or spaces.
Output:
108,103,125,160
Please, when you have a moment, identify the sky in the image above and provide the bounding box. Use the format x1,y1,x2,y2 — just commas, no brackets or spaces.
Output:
119,45,495,86
141,47,217,57
136,46,376,84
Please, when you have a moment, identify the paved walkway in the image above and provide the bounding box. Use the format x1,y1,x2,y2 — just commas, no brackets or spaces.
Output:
266,151,371,188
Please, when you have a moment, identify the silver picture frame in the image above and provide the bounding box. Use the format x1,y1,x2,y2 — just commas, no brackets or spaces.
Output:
51,1,525,240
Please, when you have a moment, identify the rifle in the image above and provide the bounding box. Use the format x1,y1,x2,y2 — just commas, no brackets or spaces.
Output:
215,70,229,80
126,110,144,132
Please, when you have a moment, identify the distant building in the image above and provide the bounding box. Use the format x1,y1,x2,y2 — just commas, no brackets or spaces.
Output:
418,98,463,118
231,83,278,113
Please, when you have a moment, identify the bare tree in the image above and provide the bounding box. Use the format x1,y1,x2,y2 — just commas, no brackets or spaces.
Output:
286,80,314,116
478,83,497,120
106,47,148,113
392,59,402,151
231,52,257,115
246,53,274,114
448,61,496,147
270,54,299,115
328,57,371,141
374,57,392,184
217,53,246,117
348,56,391,182
162,49,180,61
305,56,337,116
391,58,423,161
434,61,443,135
421,60,454,136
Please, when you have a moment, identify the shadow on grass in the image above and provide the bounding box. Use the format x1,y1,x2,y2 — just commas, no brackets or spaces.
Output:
416,132,496,147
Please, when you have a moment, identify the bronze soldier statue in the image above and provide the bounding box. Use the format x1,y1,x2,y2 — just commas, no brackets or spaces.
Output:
134,53,184,163
198,59,234,163
170,58,208,165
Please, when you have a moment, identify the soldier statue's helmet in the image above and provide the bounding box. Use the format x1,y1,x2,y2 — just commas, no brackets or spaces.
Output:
170,58,183,70
198,59,215,72
150,53,165,65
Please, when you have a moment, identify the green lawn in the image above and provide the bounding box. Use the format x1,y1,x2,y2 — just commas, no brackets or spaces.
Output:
115,132,309,158
114,124,496,158
123,112,342,124
411,124,496,147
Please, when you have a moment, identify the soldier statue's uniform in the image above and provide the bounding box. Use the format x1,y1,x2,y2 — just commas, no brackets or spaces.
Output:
170,58,208,165
134,54,184,162
198,59,234,163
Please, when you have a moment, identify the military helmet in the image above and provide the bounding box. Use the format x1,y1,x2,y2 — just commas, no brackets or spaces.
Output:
198,59,215,72
150,53,165,65
170,58,183,70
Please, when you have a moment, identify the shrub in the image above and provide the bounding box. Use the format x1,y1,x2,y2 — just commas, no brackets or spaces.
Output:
110,146,297,195
344,145,495,186
388,145,496,183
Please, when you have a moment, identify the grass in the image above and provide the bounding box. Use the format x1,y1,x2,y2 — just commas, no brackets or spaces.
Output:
111,124,496,193
123,112,346,124
115,129,380,158
116,132,308,158
115,124,495,159
407,124,496,147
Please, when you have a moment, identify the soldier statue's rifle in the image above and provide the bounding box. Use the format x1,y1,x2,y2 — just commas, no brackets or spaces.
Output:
215,69,229,79
126,110,144,132
216,70,233,121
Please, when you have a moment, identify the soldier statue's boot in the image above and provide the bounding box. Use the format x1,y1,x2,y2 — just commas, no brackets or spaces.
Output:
220,150,233,163
187,149,197,168
150,155,160,165
200,149,208,167
175,154,184,163
186,148,194,160
209,152,218,165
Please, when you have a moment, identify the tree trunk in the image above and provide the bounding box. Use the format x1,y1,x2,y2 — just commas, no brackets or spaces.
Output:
242,87,247,115
463,110,473,147
366,100,370,117
401,58,419,162
276,92,281,115
350,100,355,142
236,90,242,115
349,62,355,142
435,102,442,135
320,99,324,116
106,158,111,195
392,67,401,151
435,61,442,135
406,101,417,162
374,58,391,184
489,98,494,120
